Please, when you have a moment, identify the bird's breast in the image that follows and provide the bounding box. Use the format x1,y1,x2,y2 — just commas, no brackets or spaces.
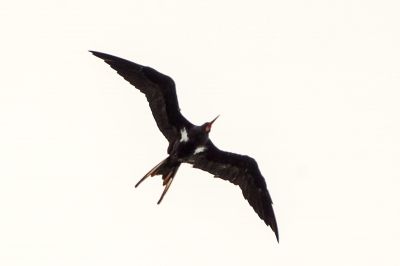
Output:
173,141,195,159
172,140,206,161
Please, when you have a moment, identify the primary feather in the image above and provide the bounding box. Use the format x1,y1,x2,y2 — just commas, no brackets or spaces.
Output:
90,51,192,143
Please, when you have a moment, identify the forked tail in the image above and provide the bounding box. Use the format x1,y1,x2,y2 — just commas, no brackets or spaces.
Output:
135,157,181,204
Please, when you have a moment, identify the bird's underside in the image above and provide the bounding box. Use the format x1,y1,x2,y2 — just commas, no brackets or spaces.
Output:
90,50,279,242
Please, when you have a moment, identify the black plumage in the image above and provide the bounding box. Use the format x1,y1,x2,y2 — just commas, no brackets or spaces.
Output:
90,51,279,242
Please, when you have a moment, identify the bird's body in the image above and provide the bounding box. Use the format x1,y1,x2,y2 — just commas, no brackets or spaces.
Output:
90,51,279,242
172,124,212,158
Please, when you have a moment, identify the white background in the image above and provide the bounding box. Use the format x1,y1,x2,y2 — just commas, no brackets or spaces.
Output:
1,1,399,265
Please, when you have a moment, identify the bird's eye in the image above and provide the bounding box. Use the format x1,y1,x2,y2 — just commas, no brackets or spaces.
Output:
205,124,211,132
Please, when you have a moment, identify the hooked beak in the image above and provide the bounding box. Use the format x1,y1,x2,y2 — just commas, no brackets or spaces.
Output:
205,115,219,132
209,115,220,126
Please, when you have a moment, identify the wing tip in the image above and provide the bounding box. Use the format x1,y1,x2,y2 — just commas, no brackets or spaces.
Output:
272,224,279,243
270,207,279,243
263,203,279,242
89,50,107,59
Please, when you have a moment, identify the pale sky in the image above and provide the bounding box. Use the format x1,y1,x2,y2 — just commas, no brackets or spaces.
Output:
1,1,400,265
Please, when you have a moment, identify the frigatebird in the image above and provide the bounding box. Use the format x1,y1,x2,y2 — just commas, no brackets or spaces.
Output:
90,51,279,241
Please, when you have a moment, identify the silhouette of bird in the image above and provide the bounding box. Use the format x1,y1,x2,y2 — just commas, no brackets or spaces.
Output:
90,51,279,241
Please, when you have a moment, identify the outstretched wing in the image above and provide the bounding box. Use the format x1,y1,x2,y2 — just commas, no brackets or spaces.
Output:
191,141,279,241
90,51,193,143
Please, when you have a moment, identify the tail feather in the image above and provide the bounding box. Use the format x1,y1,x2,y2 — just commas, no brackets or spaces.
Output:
157,166,179,204
135,157,181,204
135,158,167,188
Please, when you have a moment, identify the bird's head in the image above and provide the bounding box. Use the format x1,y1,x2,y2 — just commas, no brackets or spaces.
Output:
203,115,219,133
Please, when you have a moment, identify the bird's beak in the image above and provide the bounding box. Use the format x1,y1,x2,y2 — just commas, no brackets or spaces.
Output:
209,115,220,126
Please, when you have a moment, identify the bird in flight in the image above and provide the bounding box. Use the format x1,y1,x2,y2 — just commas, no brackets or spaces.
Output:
90,51,279,241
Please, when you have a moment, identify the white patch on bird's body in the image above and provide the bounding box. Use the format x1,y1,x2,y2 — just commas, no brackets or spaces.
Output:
180,128,189,142
194,146,207,155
